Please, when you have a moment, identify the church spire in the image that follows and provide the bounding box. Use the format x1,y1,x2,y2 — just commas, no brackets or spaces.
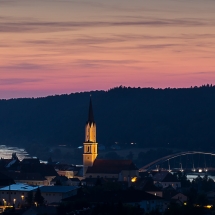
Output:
87,96,94,124
83,96,98,176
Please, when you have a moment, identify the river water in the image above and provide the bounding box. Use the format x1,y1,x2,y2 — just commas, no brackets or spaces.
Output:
0,145,29,160
187,173,215,181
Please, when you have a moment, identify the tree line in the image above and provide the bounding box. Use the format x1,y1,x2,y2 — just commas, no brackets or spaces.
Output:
0,85,215,152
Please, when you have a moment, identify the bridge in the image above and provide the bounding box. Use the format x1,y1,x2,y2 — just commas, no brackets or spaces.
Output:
139,151,215,172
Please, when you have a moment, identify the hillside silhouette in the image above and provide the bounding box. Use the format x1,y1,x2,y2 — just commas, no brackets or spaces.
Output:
0,85,215,152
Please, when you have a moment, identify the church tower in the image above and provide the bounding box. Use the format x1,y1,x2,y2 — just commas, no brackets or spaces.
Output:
83,97,98,176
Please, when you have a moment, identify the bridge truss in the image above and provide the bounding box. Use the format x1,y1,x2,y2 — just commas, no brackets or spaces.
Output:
139,151,215,172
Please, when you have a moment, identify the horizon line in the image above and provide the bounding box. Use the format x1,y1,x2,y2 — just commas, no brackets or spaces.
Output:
1,83,214,101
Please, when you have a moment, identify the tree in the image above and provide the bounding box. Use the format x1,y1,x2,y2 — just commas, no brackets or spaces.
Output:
202,175,214,192
47,157,52,164
11,152,18,160
25,191,33,206
196,193,208,206
164,202,182,215
95,178,102,186
54,179,62,186
148,209,162,215
186,187,198,205
126,151,134,160
105,152,121,160
173,171,191,187
34,187,44,206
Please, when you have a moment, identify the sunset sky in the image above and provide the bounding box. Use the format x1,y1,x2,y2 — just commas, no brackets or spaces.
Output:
0,0,215,99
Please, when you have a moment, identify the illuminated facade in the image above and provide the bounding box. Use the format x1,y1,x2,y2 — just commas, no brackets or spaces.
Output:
82,97,139,181
83,97,98,176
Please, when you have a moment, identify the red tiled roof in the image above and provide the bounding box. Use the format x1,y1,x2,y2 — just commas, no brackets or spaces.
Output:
86,159,138,174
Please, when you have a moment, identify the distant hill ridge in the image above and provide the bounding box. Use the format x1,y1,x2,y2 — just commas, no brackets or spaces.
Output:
0,85,215,151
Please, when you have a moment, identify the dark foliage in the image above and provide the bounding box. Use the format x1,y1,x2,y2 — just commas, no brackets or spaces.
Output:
1,86,215,152
190,174,215,192
173,172,191,187
34,187,44,206
163,202,205,215
57,201,144,215
91,202,144,215
54,179,62,186
56,200,90,215
25,191,33,206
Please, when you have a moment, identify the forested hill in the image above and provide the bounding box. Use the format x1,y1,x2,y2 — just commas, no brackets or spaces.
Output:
0,86,215,151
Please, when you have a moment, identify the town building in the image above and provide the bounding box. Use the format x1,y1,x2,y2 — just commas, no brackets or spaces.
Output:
0,183,79,206
39,186,78,204
0,183,37,207
54,163,82,179
82,98,139,182
2,172,48,186
153,171,181,189
85,159,139,182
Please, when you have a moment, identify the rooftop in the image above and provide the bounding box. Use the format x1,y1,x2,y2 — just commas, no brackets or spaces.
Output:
86,159,138,174
0,183,79,193
39,186,79,193
0,183,38,192
153,171,178,182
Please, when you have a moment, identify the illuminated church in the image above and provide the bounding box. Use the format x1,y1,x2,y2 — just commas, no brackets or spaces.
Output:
83,97,139,182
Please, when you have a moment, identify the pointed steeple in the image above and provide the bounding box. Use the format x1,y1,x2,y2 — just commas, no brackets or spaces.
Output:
83,96,97,176
87,96,94,124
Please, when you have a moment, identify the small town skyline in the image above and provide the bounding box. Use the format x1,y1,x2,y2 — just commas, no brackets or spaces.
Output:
0,95,214,214
0,1,215,213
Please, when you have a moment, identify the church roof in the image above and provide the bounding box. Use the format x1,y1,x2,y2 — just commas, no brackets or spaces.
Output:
153,171,178,182
87,97,95,125
86,159,138,174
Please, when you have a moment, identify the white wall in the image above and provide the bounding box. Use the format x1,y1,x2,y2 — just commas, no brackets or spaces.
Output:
0,190,28,207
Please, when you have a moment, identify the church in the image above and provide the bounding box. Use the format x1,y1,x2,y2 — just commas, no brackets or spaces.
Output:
82,97,139,182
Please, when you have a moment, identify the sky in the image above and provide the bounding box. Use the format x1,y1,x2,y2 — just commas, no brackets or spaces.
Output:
0,0,215,99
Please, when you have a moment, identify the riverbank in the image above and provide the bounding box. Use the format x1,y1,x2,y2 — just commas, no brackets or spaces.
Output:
0,145,29,160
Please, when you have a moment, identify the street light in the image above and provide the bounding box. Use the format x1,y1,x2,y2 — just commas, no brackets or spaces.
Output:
2,199,6,206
